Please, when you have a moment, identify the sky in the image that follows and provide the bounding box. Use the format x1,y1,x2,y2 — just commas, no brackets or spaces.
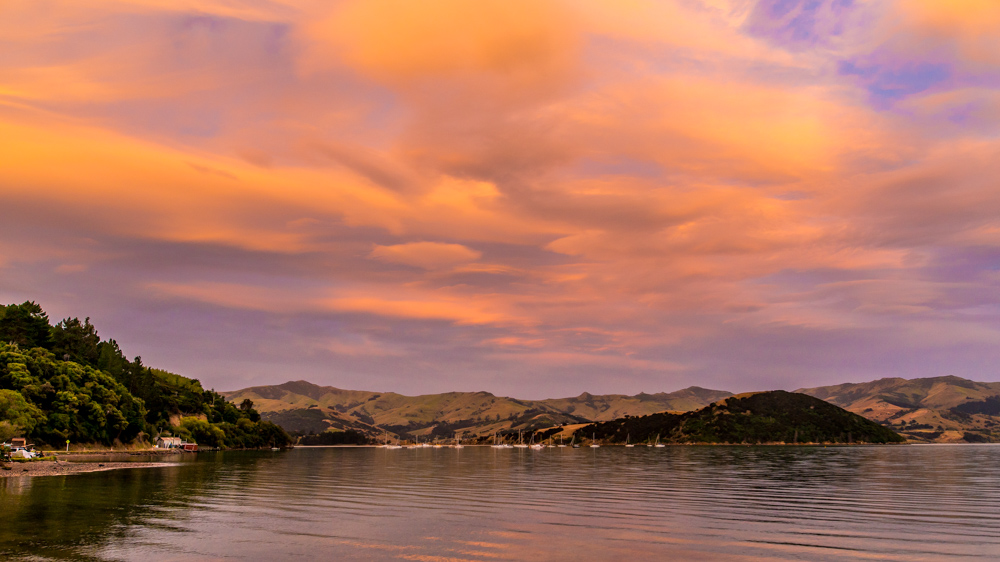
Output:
2,0,1000,398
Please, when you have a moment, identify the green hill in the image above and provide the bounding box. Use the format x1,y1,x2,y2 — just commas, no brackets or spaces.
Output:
0,301,290,449
584,391,905,445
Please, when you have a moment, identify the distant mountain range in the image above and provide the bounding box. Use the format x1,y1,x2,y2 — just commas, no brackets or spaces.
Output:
224,375,1000,443
221,381,732,440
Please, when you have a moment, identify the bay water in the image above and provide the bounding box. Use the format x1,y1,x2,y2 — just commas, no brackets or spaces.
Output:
3,445,999,560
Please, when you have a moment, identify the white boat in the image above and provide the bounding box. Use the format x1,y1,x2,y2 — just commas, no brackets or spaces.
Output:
529,433,544,450
514,430,528,449
590,432,600,448
379,430,401,449
454,433,464,449
491,432,508,449
557,435,566,448
625,433,634,447
655,434,665,448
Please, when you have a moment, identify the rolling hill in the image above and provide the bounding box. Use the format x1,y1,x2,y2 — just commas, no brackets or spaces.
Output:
227,375,1000,444
222,381,732,440
797,376,1000,443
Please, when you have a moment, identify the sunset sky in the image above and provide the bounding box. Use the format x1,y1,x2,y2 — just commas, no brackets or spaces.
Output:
2,0,1000,397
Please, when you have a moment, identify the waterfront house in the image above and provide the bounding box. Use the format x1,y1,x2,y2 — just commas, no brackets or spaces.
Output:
156,437,183,449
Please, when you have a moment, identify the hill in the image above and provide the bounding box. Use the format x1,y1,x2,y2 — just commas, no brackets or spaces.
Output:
222,381,732,440
797,376,1000,443
0,301,290,449
583,391,904,445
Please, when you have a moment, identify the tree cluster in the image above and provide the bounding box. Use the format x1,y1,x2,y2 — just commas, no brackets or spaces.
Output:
0,301,290,448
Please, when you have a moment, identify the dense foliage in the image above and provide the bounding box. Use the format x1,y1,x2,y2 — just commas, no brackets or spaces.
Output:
298,430,371,445
588,391,905,444
0,301,290,448
952,395,1000,416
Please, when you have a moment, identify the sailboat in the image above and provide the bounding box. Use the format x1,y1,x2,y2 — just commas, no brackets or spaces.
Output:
571,435,579,448
454,433,464,449
625,433,634,447
558,435,566,448
589,432,600,448
382,429,402,449
514,429,528,448
529,433,544,450
383,430,402,449
491,432,510,449
655,434,665,448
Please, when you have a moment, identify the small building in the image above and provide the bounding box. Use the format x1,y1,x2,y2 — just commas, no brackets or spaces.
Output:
156,437,183,449
11,438,27,448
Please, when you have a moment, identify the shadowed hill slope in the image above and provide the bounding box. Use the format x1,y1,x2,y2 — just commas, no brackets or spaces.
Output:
585,391,905,445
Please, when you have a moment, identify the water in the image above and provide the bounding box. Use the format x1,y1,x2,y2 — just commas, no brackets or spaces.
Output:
3,445,1000,561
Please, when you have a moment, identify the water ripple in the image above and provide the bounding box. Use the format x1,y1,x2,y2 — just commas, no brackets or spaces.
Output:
4,445,1000,560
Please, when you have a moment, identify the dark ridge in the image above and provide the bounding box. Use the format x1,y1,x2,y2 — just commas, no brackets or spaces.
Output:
586,391,905,445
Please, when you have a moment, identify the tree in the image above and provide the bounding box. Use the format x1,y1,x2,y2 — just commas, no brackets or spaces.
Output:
50,317,101,365
0,421,21,442
0,388,45,438
0,302,52,349
239,398,254,411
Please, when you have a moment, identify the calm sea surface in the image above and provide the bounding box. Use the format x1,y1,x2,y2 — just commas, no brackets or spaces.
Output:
3,445,1000,561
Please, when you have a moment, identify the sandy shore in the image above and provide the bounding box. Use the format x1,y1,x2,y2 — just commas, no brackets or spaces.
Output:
0,460,177,478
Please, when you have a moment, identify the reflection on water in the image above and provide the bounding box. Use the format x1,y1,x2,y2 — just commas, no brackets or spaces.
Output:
3,445,1000,561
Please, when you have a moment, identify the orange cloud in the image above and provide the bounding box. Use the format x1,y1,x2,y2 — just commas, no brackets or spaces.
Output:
886,0,1000,66
370,242,481,269
323,295,513,326
5,0,1000,393
305,0,580,85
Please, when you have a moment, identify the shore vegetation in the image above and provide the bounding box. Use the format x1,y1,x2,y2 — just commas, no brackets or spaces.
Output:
0,301,291,449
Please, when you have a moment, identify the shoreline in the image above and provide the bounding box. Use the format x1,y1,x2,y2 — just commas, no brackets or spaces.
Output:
1,460,178,479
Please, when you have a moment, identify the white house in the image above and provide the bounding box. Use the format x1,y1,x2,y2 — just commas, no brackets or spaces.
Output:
156,437,183,449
